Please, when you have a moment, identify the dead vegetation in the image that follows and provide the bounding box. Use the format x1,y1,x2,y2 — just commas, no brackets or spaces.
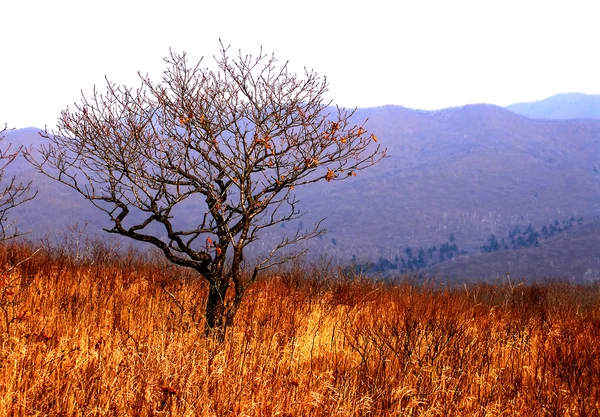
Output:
0,241,598,416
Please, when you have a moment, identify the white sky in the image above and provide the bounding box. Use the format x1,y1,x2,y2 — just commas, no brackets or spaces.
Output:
1,0,599,128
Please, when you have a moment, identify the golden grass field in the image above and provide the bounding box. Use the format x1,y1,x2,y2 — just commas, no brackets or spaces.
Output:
0,242,598,416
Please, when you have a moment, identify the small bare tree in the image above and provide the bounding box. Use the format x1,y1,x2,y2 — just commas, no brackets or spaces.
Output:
27,44,386,336
0,125,37,334
0,125,36,241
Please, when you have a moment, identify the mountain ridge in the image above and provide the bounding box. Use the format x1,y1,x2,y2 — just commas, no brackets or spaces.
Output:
506,92,600,120
3,95,600,282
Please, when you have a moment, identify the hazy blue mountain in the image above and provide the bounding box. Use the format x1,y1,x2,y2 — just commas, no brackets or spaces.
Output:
506,92,600,120
3,103,600,281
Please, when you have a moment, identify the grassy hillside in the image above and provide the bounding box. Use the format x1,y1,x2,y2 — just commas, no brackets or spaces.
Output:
429,217,600,283
1,241,598,416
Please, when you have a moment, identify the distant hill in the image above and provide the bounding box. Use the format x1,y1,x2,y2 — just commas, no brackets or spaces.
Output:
3,103,600,282
429,216,600,284
295,104,599,252
506,92,600,120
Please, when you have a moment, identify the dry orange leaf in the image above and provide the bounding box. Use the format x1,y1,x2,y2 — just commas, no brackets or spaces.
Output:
325,169,335,182
305,158,319,168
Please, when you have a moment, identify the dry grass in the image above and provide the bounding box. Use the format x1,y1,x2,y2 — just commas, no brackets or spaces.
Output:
0,242,599,416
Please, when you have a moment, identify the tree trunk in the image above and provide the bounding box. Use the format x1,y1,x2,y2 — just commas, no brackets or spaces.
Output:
204,281,228,339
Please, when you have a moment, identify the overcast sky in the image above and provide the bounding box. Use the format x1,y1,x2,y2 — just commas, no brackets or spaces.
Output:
2,0,599,129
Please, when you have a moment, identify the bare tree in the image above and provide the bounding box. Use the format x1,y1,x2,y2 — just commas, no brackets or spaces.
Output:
0,125,36,240
0,125,38,335
26,43,386,336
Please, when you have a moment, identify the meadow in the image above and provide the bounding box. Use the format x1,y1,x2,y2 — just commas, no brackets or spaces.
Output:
0,241,598,416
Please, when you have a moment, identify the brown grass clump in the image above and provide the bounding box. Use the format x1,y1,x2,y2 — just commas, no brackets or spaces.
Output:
0,241,598,416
